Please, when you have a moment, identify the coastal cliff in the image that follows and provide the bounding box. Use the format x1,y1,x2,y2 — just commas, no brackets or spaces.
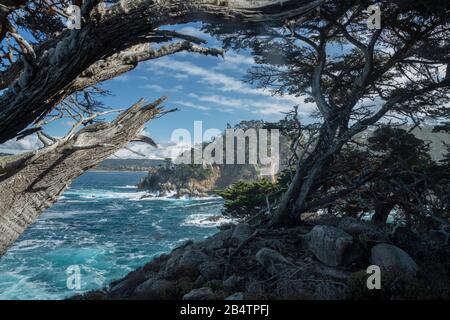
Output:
137,163,261,198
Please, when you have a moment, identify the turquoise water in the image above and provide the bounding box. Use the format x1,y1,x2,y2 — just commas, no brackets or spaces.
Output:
0,171,225,300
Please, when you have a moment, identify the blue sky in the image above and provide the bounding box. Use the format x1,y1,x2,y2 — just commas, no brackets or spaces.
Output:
0,23,316,158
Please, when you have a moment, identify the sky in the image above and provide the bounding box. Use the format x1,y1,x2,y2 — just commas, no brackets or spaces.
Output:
0,23,316,158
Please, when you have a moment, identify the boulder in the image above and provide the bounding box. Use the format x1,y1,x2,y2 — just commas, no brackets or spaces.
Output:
231,223,253,245
305,225,361,267
223,275,243,291
183,287,216,300
199,262,224,281
108,268,146,298
202,229,232,251
162,249,209,279
255,248,293,276
133,279,175,298
370,243,418,277
178,250,209,269
225,292,245,300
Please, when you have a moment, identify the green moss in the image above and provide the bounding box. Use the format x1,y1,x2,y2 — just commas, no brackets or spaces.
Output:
204,280,224,292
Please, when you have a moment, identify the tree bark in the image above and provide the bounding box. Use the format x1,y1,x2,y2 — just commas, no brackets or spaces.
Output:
371,202,394,225
270,121,338,227
0,98,165,256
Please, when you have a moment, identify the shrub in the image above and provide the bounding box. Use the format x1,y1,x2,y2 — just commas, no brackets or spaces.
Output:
217,179,279,218
204,280,224,292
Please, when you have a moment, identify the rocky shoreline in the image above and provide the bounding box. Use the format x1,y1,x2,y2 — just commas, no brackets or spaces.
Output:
73,215,449,300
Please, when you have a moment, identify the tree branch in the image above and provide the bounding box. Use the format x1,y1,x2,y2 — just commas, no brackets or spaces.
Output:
0,97,166,256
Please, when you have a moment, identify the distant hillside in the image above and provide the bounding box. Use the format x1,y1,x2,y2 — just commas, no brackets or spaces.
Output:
410,126,450,161
93,158,165,171
0,153,12,157
358,125,450,161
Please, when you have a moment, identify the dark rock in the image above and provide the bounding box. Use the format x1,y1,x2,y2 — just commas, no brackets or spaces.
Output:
179,250,209,269
390,226,425,256
162,249,209,279
108,268,146,298
246,282,268,299
202,229,232,251
274,279,312,299
255,248,293,276
133,279,175,298
231,223,253,245
428,230,449,246
183,287,216,300
305,225,361,267
223,275,243,291
199,262,224,281
371,243,418,277
225,292,245,300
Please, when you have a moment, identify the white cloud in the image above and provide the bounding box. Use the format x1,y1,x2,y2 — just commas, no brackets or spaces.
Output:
114,139,190,160
177,27,212,41
112,75,130,82
140,84,183,92
148,58,314,116
175,100,211,111
174,73,188,80
214,52,255,72
189,93,312,116
0,135,42,154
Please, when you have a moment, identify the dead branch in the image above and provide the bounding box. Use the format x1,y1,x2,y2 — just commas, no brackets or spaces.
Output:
0,97,166,256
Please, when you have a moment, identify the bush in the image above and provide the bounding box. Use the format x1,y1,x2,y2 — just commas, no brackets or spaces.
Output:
217,179,279,218
204,280,224,292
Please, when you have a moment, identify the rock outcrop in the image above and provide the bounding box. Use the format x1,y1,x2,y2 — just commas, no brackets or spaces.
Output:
305,225,361,267
183,287,216,300
73,218,450,300
370,243,418,277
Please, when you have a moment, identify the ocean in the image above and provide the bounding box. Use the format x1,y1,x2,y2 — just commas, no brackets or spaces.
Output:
0,171,227,300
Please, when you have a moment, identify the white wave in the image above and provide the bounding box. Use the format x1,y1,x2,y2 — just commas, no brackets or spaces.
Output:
64,188,149,201
41,209,99,219
182,214,235,228
9,239,66,252
115,185,138,189
151,219,163,231
131,191,222,202
0,272,61,300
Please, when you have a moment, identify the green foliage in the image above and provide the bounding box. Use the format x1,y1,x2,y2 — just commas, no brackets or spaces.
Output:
217,179,279,218
204,280,224,292
368,126,432,168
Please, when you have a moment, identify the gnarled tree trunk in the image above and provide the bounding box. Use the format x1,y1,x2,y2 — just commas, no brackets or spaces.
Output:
0,98,165,256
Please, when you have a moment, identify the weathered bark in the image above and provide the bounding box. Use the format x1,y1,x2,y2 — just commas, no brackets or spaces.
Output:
0,0,324,143
0,97,165,256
